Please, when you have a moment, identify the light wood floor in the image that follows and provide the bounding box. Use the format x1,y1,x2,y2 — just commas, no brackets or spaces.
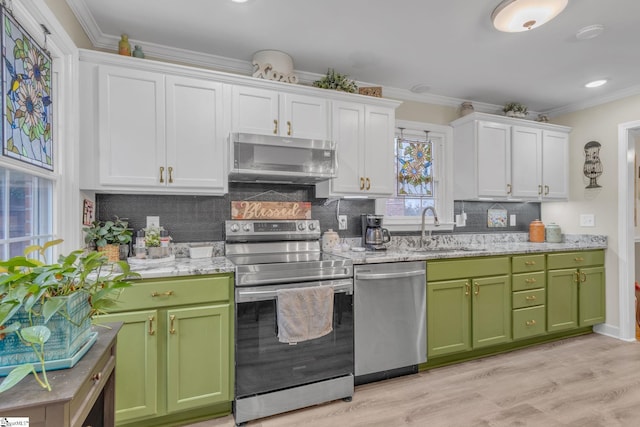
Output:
188,333,640,427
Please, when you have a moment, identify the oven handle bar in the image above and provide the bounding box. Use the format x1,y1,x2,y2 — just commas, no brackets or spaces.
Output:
236,279,353,303
238,268,353,286
355,269,425,281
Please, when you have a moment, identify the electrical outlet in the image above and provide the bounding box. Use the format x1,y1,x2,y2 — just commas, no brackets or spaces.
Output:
338,215,348,230
146,216,160,228
510,214,516,226
580,214,595,227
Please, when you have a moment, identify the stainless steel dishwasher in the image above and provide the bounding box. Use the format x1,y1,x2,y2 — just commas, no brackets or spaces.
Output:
354,261,427,384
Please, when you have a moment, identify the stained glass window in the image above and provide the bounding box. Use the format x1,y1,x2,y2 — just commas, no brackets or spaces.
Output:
396,136,432,196
1,7,53,170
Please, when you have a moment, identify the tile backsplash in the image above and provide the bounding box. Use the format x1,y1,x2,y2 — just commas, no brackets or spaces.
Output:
96,183,540,243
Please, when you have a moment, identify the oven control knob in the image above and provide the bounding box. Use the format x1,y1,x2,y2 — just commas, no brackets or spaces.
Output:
308,222,316,231
298,222,306,231
242,224,252,232
229,223,239,232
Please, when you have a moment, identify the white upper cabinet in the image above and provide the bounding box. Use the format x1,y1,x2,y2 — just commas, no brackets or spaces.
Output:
79,52,228,195
316,101,397,197
451,112,571,201
231,86,329,139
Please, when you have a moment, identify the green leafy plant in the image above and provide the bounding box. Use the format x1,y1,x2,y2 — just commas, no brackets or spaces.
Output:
83,217,132,248
143,225,164,247
503,102,528,116
312,68,358,93
0,240,139,393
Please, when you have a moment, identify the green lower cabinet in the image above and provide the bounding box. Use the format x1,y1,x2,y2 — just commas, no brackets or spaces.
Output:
427,272,511,358
166,304,231,413
95,274,234,427
513,306,546,339
578,266,606,326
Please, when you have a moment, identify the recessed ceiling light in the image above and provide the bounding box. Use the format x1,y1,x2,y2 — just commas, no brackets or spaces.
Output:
410,84,430,94
491,0,568,32
576,24,604,40
231,0,249,3
585,79,608,88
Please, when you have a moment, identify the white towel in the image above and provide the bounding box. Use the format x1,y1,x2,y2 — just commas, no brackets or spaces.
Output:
276,285,334,344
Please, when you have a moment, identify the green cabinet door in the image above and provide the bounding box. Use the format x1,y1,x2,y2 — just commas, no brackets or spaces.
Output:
579,266,606,326
472,275,511,348
427,279,471,357
97,310,159,423
547,268,578,332
166,303,231,413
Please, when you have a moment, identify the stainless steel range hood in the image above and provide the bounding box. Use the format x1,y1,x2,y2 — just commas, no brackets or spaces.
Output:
228,132,337,184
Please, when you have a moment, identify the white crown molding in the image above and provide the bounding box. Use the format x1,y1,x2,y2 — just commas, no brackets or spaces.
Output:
544,84,640,118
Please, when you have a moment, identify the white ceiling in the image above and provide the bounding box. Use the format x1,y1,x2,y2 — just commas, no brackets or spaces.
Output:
66,0,640,115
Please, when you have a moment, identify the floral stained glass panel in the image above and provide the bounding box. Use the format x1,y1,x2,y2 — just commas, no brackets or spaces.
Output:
1,8,53,170
396,137,432,196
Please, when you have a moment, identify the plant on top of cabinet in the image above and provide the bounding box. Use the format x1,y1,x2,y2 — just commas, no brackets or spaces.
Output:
313,69,358,93
503,102,528,118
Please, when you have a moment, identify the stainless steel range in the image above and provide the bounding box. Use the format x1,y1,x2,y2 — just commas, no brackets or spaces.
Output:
225,219,354,426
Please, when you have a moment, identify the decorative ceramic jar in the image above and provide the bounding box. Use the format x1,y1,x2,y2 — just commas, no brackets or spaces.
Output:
252,50,298,83
118,34,131,56
460,102,474,117
322,229,340,252
545,223,562,243
132,45,145,58
529,219,545,243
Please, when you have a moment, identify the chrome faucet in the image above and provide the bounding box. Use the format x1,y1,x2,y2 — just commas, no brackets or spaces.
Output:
420,206,440,249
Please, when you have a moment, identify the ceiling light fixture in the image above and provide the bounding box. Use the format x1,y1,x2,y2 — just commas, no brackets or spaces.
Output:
585,79,608,88
231,0,249,3
491,0,568,32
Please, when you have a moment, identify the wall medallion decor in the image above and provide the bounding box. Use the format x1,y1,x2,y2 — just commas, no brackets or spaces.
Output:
583,140,602,189
1,5,53,170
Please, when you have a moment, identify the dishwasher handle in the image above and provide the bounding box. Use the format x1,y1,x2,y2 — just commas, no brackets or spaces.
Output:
355,269,425,281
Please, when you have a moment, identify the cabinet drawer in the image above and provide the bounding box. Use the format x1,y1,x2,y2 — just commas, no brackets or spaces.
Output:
547,250,604,270
428,257,509,281
513,306,546,340
113,275,231,311
512,288,545,309
512,271,546,291
512,254,545,273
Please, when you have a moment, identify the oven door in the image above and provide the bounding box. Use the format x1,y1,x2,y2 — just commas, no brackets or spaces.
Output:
235,279,353,398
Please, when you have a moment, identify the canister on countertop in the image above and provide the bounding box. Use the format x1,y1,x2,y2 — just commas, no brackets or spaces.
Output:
529,219,545,243
545,222,562,243
322,229,340,252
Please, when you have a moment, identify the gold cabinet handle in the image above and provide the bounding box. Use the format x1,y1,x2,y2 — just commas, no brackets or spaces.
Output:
538,185,543,195
148,315,155,335
507,183,512,194
365,177,371,190
273,119,278,134
151,290,174,297
544,185,550,195
360,177,365,190
574,257,585,262
580,272,587,283
159,166,165,183
465,281,470,296
524,261,536,266
287,120,292,136
525,295,537,301
169,314,176,334
474,282,480,296
168,166,174,184
574,271,581,283
526,320,537,326
525,277,537,284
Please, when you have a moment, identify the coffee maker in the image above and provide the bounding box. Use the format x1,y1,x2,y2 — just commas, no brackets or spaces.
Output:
361,214,391,251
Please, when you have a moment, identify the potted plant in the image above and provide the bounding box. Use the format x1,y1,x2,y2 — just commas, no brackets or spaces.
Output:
312,68,358,93
0,240,139,393
503,102,528,118
142,225,166,258
83,217,133,262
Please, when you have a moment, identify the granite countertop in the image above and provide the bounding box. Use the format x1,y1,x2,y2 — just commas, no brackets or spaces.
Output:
127,233,607,279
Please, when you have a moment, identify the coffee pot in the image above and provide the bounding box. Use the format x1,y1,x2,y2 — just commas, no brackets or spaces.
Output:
361,214,391,251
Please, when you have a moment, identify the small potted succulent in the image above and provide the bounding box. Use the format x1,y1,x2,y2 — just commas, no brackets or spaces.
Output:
313,68,358,93
0,240,138,393
503,102,528,118
83,217,133,262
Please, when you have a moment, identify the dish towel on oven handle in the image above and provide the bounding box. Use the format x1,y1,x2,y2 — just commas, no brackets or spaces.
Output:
276,285,334,344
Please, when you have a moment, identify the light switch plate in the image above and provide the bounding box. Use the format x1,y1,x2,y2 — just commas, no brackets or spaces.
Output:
509,214,516,226
338,215,348,230
580,214,595,227
456,214,466,227
146,216,160,228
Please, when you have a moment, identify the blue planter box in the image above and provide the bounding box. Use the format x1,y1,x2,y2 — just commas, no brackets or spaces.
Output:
0,292,92,367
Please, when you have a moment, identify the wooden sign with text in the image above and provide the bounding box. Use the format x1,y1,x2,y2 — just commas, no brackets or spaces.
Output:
231,201,312,220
